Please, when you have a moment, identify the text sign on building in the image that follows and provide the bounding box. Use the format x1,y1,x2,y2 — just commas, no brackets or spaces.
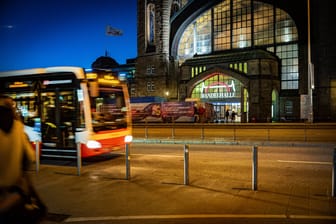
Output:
201,80,236,99
191,73,241,100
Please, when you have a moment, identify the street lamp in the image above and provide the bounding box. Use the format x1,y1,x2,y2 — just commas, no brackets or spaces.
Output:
307,0,314,123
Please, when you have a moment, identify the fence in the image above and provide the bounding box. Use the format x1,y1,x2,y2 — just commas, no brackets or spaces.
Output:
133,123,336,143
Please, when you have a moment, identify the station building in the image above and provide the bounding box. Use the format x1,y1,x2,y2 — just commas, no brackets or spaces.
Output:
132,0,336,122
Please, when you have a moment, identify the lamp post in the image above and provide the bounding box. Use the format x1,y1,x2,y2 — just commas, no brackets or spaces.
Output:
307,0,314,123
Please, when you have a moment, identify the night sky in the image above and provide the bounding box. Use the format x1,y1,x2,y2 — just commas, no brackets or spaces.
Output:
0,0,137,71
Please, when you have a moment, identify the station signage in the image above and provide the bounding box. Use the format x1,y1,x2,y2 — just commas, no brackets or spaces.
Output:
201,80,236,99
191,73,242,100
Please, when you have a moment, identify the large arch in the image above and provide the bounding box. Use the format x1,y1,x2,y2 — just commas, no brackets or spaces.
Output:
186,66,249,97
185,67,250,122
172,0,299,92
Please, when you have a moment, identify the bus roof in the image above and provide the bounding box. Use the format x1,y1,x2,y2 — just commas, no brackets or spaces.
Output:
0,66,86,79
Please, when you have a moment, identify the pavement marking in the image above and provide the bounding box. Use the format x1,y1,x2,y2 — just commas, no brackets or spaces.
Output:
277,160,332,165
64,214,336,222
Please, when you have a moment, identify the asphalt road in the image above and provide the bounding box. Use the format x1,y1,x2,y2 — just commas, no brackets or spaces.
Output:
36,143,336,224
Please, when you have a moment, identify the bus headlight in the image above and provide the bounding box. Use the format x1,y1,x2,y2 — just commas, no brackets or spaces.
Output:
86,140,102,149
124,135,133,143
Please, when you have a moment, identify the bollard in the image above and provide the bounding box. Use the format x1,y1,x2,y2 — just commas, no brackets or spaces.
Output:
332,148,336,197
184,144,189,185
171,118,175,139
76,143,82,176
145,120,148,139
35,141,40,173
252,145,258,191
125,143,131,180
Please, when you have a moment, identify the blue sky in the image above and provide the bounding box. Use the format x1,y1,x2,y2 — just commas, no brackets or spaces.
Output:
0,0,137,71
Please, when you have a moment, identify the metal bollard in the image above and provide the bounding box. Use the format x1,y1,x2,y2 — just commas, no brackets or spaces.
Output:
35,141,40,173
125,143,131,180
184,144,189,185
77,143,82,176
171,119,175,139
332,148,336,197
145,120,148,139
252,145,258,191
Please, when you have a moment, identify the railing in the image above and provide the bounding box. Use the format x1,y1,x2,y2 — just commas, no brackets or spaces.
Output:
132,123,336,143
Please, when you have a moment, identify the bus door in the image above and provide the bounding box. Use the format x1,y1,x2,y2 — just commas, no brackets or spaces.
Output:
41,88,77,149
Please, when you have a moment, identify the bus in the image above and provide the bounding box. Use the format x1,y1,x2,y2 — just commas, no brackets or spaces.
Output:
0,66,132,158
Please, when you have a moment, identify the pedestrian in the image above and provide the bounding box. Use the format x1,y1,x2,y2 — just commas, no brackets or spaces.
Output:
198,105,205,123
231,110,236,122
194,104,199,122
0,95,47,223
225,109,230,122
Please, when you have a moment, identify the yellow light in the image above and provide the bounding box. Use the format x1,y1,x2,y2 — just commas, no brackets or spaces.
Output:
86,72,98,79
104,74,115,80
98,78,120,85
9,81,29,88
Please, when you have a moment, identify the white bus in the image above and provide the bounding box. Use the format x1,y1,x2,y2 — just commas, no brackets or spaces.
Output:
0,66,132,158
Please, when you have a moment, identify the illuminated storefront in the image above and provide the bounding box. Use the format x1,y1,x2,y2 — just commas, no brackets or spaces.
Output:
190,73,245,121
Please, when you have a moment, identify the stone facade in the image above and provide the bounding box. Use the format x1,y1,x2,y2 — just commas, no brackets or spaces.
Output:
136,0,176,98
134,0,336,122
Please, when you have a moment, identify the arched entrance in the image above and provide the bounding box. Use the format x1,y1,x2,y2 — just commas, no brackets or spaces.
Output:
187,69,249,122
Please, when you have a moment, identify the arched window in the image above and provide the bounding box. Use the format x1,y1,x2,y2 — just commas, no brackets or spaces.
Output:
177,0,299,90
147,3,155,45
178,10,212,61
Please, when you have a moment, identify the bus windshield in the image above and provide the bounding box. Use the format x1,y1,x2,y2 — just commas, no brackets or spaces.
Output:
91,86,127,132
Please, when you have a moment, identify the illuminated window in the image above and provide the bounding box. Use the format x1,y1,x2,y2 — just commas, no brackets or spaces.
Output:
178,11,211,62
253,2,274,46
177,0,299,90
191,66,207,78
232,0,252,48
276,44,299,90
276,8,298,43
195,12,212,54
147,3,155,45
178,25,194,62
213,0,231,51
229,62,247,74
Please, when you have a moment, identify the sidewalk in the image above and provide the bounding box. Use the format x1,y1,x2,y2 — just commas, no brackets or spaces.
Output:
33,142,336,223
